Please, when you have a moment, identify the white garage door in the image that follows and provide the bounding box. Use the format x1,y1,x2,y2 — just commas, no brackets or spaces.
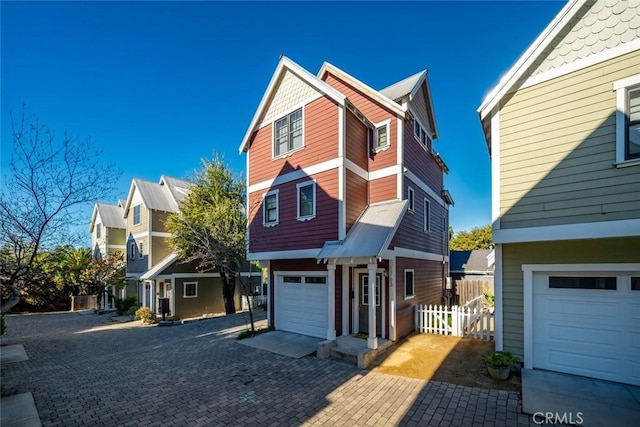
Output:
533,272,640,385
276,274,328,339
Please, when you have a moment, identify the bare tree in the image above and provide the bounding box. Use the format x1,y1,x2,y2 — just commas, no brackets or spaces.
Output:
0,106,120,313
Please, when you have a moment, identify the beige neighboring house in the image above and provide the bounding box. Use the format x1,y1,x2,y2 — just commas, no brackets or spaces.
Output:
89,200,127,309
121,175,255,319
478,0,640,386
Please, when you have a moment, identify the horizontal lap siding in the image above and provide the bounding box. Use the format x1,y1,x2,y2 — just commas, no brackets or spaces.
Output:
323,73,397,171
174,277,224,318
248,96,339,186
346,110,368,169
248,169,339,253
127,205,149,235
151,236,172,267
391,177,446,254
501,237,640,360
370,175,397,203
403,120,443,192
499,51,640,229
151,210,170,232
345,170,367,233
395,257,443,339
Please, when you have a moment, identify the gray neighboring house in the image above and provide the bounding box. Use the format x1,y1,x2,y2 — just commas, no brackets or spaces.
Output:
449,249,495,281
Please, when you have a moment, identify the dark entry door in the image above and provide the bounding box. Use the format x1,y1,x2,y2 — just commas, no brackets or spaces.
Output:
358,272,382,335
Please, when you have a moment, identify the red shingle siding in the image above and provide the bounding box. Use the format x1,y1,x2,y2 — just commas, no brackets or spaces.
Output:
369,175,397,204
248,169,339,253
345,110,368,169
391,177,447,254
403,120,443,192
248,96,339,186
395,257,443,339
345,170,367,233
323,73,397,172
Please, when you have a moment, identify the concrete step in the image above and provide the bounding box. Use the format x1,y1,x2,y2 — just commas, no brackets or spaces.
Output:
330,346,359,365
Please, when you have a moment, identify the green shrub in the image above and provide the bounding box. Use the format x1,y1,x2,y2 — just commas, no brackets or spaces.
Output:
115,296,139,315
134,306,157,324
126,304,141,316
1,314,6,335
483,351,519,368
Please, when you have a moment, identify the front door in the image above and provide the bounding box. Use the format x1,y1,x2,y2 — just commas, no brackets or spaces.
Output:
358,272,382,336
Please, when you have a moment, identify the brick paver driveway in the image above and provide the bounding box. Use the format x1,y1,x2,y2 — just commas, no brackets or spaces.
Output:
1,312,535,426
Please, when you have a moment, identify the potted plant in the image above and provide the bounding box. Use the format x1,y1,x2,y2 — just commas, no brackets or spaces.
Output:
483,351,519,380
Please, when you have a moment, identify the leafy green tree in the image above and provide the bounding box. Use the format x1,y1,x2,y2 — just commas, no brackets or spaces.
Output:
0,107,119,312
449,224,493,251
166,155,246,315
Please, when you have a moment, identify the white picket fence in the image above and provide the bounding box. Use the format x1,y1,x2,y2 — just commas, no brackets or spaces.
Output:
241,295,267,311
415,296,494,340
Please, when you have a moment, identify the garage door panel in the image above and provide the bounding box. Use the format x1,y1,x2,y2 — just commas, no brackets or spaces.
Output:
533,271,640,386
277,277,328,339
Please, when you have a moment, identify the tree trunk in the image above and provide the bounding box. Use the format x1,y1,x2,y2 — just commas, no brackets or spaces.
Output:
219,268,236,314
1,283,21,313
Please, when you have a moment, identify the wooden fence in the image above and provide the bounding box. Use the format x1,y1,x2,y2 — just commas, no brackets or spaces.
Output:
241,295,267,311
415,296,494,340
454,279,493,306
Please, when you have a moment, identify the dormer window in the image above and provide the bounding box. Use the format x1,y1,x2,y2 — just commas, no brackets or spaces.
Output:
373,119,391,152
414,118,429,148
274,108,303,157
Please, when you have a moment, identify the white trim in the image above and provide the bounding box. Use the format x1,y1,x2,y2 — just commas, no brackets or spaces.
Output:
138,241,144,259
354,267,387,340
132,231,172,240
183,281,198,298
387,247,449,263
247,248,321,261
106,244,126,249
257,93,322,130
338,104,346,240
478,0,584,119
404,268,415,299
272,106,305,160
265,260,271,326
151,232,172,238
523,40,640,90
404,170,445,207
493,244,503,351
614,74,640,166
397,116,404,199
493,218,640,244
372,119,391,153
344,158,368,180
388,257,396,341
342,265,349,336
407,186,415,211
326,263,336,340
521,263,640,369
262,189,279,227
370,164,402,181
248,157,341,194
296,180,316,221
171,273,221,278
423,198,430,232
491,109,501,229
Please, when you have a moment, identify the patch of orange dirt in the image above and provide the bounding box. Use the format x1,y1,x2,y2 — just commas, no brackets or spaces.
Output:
371,333,520,392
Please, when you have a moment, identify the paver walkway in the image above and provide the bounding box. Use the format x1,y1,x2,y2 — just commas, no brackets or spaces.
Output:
1,311,535,426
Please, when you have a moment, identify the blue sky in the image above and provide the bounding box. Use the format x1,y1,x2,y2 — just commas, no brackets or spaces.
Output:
1,1,565,238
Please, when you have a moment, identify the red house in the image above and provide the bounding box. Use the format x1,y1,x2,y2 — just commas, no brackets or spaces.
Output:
239,57,452,350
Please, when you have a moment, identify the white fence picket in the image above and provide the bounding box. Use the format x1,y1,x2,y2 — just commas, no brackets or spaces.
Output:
415,303,494,340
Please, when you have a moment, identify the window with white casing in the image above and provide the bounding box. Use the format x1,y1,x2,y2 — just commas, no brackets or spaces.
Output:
96,223,102,239
407,187,415,211
296,180,316,220
414,118,429,148
614,74,640,166
138,242,144,259
404,269,415,299
129,242,136,260
373,119,391,152
274,108,303,157
133,204,141,225
263,190,279,226
423,198,430,232
183,282,198,298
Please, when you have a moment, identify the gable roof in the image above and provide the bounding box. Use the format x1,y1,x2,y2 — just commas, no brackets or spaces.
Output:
318,62,407,119
478,0,583,125
316,200,407,262
123,175,190,217
89,202,126,232
140,252,178,280
450,249,495,274
238,56,346,153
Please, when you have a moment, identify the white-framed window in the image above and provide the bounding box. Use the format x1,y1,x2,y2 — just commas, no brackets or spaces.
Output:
413,118,428,146
133,204,141,225
360,274,381,306
404,269,415,299
372,119,391,152
183,281,198,298
423,198,430,232
96,223,102,239
138,242,144,259
263,190,279,227
128,242,136,260
274,108,303,157
407,187,415,211
296,180,316,220
613,74,640,166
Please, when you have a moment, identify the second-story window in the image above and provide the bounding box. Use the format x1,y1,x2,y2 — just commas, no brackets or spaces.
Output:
96,223,102,239
274,108,303,157
138,242,144,259
129,242,136,260
628,87,640,160
407,187,415,211
423,198,431,232
297,181,316,220
263,190,279,226
133,204,141,225
613,75,640,165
